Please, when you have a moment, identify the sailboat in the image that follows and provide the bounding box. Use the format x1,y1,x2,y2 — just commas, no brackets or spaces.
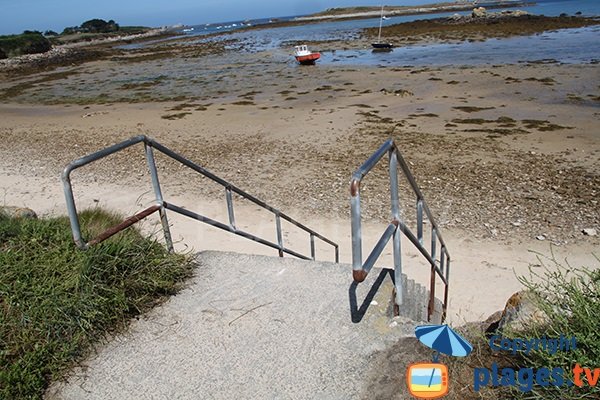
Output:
371,5,393,50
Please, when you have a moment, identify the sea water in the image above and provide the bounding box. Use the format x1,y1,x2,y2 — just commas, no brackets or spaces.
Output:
124,0,600,66
193,0,600,66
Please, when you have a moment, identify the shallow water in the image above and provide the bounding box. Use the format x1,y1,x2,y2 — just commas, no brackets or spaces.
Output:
321,25,600,66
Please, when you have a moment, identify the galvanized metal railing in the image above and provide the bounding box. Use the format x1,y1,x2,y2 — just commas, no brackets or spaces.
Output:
62,135,339,262
350,139,450,322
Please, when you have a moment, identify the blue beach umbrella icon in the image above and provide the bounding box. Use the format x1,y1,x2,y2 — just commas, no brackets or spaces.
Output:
415,324,473,360
414,325,473,389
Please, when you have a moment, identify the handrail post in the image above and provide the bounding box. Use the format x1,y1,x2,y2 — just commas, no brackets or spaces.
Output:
431,227,437,263
61,171,86,249
276,212,284,258
417,199,424,246
428,264,436,322
443,256,450,322
145,142,174,252
350,178,364,281
389,150,403,309
225,187,236,229
310,233,315,260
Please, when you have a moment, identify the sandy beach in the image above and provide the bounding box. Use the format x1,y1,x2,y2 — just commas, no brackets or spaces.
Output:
1,13,599,324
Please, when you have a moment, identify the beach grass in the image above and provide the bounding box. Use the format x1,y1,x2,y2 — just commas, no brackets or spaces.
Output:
508,255,600,399
0,208,194,399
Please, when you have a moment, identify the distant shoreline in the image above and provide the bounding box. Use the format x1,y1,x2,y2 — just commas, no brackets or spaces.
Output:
295,1,531,22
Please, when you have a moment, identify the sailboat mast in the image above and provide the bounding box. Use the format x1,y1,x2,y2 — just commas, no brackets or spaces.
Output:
378,5,384,43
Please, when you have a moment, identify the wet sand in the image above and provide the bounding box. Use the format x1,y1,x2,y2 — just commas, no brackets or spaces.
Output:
1,18,599,322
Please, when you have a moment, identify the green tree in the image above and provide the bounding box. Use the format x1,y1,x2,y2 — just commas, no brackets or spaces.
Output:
80,19,119,33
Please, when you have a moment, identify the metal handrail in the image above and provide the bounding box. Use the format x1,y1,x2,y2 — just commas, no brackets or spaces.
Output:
62,135,339,263
350,139,450,322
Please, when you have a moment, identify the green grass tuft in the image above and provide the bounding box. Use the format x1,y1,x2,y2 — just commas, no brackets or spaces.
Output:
0,209,194,399
509,254,600,399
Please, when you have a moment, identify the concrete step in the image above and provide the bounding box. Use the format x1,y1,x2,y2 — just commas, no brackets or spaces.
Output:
47,251,440,400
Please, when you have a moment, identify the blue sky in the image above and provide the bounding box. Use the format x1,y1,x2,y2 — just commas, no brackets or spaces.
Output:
0,0,435,35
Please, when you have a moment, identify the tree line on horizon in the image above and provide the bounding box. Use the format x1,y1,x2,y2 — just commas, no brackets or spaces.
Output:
0,19,127,59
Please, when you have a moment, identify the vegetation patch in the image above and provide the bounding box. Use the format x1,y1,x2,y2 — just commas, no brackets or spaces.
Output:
0,32,51,59
408,113,439,118
0,70,80,101
118,77,166,90
452,118,488,125
0,209,194,399
508,259,600,399
524,77,556,85
522,119,572,131
453,106,496,113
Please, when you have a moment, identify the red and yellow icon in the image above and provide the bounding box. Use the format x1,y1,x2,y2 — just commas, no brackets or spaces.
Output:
407,362,449,399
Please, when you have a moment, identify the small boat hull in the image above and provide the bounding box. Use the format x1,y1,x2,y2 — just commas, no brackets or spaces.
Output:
371,43,394,50
295,52,321,65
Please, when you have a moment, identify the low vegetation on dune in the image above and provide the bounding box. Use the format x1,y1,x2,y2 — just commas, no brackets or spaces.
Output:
0,209,194,399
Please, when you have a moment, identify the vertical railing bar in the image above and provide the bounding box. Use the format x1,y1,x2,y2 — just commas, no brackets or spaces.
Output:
310,233,315,260
389,150,403,309
431,227,437,264
428,263,436,322
61,173,85,249
145,142,174,252
350,179,363,274
417,199,424,246
440,246,446,276
443,256,450,322
225,187,236,229
276,212,284,258
335,245,339,264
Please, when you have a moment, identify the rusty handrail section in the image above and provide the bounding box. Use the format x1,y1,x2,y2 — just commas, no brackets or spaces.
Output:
350,139,450,322
62,135,339,263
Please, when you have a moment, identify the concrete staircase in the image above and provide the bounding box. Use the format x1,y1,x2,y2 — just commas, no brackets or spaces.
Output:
47,251,441,400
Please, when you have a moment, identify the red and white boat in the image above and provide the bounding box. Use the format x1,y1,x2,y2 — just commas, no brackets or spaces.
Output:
294,45,320,65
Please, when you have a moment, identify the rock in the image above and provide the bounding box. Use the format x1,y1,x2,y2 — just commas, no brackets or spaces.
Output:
485,291,549,335
582,228,597,237
472,7,487,18
394,89,413,97
0,206,38,219
536,235,546,241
